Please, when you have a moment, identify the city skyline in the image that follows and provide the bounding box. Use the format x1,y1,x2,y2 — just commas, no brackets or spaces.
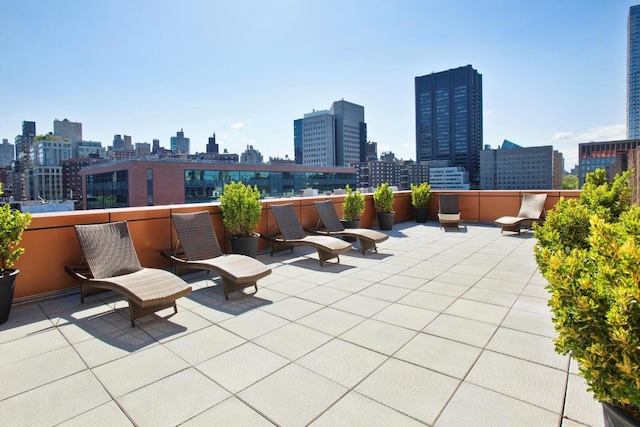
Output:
1,1,637,170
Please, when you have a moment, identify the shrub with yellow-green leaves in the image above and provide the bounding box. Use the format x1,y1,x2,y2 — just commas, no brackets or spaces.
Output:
535,169,640,419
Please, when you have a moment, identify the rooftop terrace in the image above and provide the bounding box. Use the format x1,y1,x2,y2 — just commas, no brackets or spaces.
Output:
0,220,602,426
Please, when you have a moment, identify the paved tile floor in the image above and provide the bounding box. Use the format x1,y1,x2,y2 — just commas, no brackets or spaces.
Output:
0,222,605,426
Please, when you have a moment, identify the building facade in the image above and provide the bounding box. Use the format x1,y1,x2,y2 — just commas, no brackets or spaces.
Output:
13,121,36,200
578,139,640,186
170,129,190,154
351,161,429,190
429,167,470,190
295,100,367,167
480,142,563,190
240,145,264,164
415,65,483,188
0,139,14,167
629,5,640,138
26,135,72,201
80,159,356,209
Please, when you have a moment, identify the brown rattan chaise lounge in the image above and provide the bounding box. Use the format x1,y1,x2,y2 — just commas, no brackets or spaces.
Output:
162,211,272,300
494,193,548,234
310,200,388,254
438,194,461,229
264,203,352,266
65,221,192,327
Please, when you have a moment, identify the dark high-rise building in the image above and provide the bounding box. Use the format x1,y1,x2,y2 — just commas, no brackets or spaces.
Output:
629,5,640,138
206,133,219,154
415,65,483,188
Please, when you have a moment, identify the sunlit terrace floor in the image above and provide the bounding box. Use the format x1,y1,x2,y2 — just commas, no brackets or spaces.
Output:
0,222,604,427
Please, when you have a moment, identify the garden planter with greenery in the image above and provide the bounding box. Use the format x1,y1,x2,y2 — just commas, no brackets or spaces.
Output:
0,185,32,324
341,185,365,230
373,182,394,230
411,182,432,223
220,181,262,258
534,170,640,426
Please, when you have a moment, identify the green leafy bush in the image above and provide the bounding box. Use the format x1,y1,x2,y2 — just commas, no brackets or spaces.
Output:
534,169,640,419
0,184,32,274
342,185,365,221
410,182,432,208
373,182,394,213
219,181,262,237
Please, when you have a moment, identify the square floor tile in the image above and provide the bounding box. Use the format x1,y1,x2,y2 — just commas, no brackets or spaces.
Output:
395,333,482,379
297,339,387,387
0,346,86,400
259,297,324,321
423,314,498,347
311,391,425,426
182,397,274,426
330,294,391,318
513,295,553,316
254,323,332,360
466,350,567,413
418,280,470,297
563,374,605,427
372,303,438,331
0,370,111,426
486,327,569,370
118,368,229,427
196,342,288,393
239,364,347,427
218,310,289,340
396,290,456,312
444,299,509,325
296,286,351,305
501,309,557,338
58,401,133,427
0,328,68,368
461,287,519,307
434,382,559,427
93,345,189,397
340,319,416,355
379,274,428,290
357,284,412,302
164,324,246,365
72,327,157,368
297,307,365,336
323,276,375,293
355,358,459,425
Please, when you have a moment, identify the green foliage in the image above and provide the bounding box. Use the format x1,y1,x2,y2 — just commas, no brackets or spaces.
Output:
373,182,394,213
535,168,640,416
342,185,365,221
410,182,432,208
562,174,578,190
0,203,32,273
219,181,262,237
580,169,632,223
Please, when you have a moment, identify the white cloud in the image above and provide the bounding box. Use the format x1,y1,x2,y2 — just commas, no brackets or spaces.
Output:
574,124,626,142
552,131,573,141
230,122,244,130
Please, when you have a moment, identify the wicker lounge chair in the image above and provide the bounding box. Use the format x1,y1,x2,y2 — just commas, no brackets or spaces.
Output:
65,221,192,327
494,193,548,234
438,194,461,229
265,203,352,266
310,200,388,254
163,211,272,300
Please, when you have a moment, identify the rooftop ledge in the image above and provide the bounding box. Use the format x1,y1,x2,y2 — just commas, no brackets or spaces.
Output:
15,189,578,301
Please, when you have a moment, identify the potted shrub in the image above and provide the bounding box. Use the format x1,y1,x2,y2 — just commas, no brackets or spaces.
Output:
0,184,32,324
341,185,365,229
219,181,262,258
411,182,432,223
534,169,640,426
373,182,394,230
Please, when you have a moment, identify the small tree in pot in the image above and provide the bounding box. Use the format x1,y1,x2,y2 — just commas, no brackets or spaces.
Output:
0,184,32,324
219,181,262,258
341,185,365,228
411,182,432,223
373,182,394,230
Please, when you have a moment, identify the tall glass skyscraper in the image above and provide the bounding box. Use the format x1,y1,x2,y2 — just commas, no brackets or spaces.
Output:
415,65,483,188
628,5,640,139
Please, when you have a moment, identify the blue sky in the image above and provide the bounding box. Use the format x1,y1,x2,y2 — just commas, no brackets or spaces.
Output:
1,1,636,169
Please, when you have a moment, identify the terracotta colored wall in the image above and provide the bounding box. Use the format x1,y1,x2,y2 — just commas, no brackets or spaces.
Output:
13,190,578,301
